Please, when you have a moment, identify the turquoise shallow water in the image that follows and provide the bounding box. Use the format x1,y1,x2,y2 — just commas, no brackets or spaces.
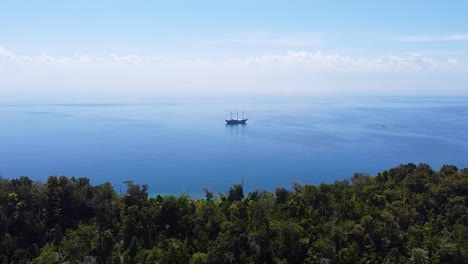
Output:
1,96,467,196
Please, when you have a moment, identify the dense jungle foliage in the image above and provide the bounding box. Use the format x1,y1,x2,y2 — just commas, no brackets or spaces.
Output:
0,163,467,263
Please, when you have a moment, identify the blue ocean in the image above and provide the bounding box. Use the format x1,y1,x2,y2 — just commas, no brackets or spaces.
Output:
1,96,467,196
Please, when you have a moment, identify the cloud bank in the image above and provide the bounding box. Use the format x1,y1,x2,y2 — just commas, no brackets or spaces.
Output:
1,47,467,99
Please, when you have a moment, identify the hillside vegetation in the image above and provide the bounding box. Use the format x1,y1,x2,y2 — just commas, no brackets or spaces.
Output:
0,163,467,263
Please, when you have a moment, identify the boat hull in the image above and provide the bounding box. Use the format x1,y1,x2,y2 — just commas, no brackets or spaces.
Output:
226,118,248,125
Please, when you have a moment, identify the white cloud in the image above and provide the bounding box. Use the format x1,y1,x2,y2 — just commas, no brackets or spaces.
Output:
0,46,467,98
0,47,16,60
396,34,468,43
224,51,466,73
226,36,321,47
2,47,464,73
196,33,322,48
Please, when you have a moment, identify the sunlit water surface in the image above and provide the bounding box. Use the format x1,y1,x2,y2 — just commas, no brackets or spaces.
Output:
1,96,467,196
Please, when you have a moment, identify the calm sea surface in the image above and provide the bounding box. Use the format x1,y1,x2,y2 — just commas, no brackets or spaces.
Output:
1,96,467,196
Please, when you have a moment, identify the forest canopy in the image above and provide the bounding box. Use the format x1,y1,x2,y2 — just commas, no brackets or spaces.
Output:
0,163,467,263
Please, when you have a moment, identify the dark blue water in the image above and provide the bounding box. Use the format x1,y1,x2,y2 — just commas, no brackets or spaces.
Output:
1,96,467,196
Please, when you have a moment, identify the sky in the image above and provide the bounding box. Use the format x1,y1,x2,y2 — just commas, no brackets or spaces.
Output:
1,0,468,100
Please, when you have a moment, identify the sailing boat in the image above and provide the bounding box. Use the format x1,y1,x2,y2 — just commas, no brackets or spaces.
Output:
226,109,248,124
